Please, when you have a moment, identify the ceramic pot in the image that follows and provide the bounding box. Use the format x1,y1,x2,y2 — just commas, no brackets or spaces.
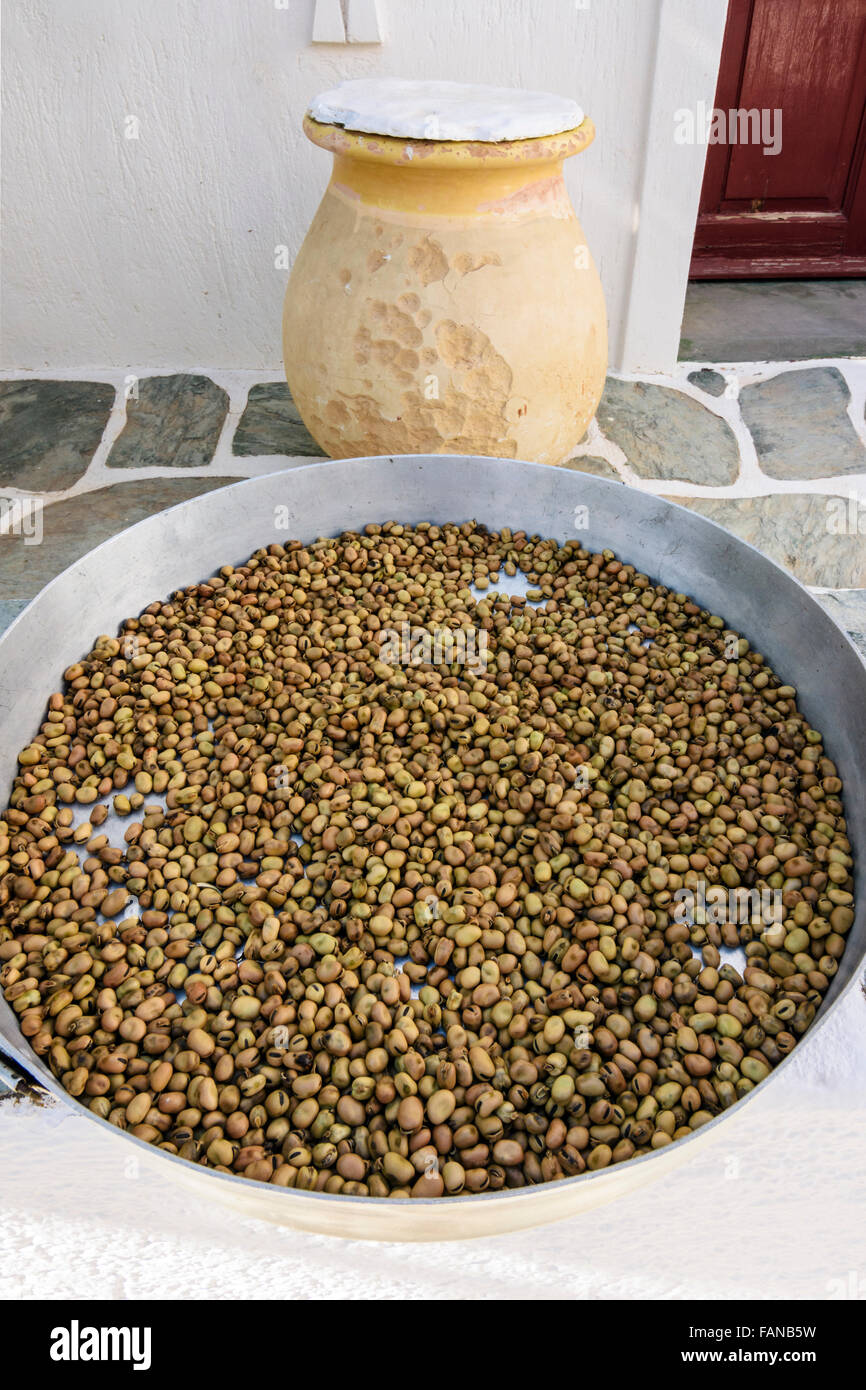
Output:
283,116,607,464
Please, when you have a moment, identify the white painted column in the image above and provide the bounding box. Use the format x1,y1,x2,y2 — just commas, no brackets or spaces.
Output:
618,0,728,373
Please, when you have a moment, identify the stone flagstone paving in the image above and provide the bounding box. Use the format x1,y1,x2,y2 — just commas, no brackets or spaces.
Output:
669,493,866,589
0,476,242,600
814,590,866,660
561,455,622,481
0,379,115,492
596,378,741,485
233,382,327,458
739,366,865,481
685,368,727,398
107,374,229,470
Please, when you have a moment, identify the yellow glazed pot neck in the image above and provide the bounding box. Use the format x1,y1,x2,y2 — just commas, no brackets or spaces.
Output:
303,113,595,218
304,113,595,167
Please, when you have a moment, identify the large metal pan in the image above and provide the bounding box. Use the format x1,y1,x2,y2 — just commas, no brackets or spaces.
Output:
1,455,863,1240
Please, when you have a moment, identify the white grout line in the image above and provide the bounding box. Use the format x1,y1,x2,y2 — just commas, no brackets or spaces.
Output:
87,382,130,476
808,586,866,597
842,360,866,451
210,380,249,464
0,452,318,515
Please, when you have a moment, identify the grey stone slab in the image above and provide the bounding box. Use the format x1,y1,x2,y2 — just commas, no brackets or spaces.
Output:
687,368,727,397
679,280,866,362
0,477,242,599
597,379,740,485
0,599,29,636
107,375,228,469
233,383,327,457
739,367,865,481
812,590,866,662
667,494,866,589
560,454,622,481
0,379,115,492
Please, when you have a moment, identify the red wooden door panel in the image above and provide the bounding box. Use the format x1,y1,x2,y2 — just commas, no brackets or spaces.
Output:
691,0,866,277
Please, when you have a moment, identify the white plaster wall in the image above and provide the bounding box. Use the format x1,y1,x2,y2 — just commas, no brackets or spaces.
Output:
1,0,726,373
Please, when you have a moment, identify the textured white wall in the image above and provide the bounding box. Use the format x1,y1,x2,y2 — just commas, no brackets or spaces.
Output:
1,0,725,373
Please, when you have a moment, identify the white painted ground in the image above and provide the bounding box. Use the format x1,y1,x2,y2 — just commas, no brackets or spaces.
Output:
1,981,864,1301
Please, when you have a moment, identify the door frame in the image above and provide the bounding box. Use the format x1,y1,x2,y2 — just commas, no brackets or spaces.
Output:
690,0,866,278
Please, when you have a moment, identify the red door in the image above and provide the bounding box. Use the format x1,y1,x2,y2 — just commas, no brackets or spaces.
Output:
691,0,866,277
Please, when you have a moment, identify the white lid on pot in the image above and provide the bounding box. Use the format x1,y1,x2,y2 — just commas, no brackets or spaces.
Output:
308,78,585,142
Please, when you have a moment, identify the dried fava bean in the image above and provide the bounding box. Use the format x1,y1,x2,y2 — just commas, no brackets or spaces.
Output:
0,519,854,1198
